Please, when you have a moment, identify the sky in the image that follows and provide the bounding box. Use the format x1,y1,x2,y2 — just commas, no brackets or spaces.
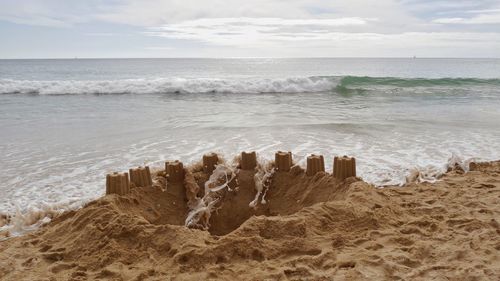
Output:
1,0,500,58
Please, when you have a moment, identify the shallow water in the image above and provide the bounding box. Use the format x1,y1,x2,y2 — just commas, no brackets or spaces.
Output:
1,58,500,234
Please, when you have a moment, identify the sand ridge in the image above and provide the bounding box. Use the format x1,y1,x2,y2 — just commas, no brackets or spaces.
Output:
0,161,499,280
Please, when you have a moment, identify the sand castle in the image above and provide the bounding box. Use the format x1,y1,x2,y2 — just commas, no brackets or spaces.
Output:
165,160,185,183
202,152,219,174
129,166,152,187
333,156,356,180
105,172,130,195
105,150,358,233
275,151,293,172
306,154,325,176
240,151,257,170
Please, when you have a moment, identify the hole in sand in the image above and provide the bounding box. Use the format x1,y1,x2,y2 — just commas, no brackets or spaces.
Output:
110,157,352,236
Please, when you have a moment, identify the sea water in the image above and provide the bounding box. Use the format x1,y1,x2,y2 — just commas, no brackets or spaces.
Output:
1,58,500,234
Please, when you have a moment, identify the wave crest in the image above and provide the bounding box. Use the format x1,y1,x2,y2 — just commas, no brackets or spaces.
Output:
0,77,338,95
2,76,499,95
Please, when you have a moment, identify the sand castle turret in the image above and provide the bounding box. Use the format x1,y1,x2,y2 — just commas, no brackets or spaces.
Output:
240,151,257,170
275,151,292,172
165,160,185,183
333,156,356,180
106,172,130,195
129,166,152,188
306,154,325,176
203,153,219,174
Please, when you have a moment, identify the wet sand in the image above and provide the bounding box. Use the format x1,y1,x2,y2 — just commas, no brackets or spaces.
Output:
0,159,499,280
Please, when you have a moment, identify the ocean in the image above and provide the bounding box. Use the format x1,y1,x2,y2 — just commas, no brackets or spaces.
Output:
1,58,500,234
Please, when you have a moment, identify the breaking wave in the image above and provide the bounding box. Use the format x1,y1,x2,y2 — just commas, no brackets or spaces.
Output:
0,77,338,95
1,76,499,95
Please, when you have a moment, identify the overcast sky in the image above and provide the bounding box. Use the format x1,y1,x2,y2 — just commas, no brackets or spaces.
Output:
1,0,500,58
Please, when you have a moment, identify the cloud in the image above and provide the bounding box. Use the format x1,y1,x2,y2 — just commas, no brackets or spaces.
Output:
145,17,500,46
144,46,174,50
94,0,327,26
1,0,500,57
465,8,500,14
0,0,405,28
431,2,500,25
144,16,500,56
0,0,109,27
146,17,375,46
433,11,500,24
85,32,117,36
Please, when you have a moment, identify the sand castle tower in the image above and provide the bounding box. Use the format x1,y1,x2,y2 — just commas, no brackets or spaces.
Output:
165,160,185,182
333,156,356,180
129,166,152,188
275,151,293,172
203,153,219,174
106,172,130,195
306,154,325,176
240,151,257,170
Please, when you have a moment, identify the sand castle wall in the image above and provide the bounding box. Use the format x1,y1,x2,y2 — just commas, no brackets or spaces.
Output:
306,154,325,176
240,151,257,170
275,151,293,172
105,172,130,195
129,166,152,188
333,156,357,180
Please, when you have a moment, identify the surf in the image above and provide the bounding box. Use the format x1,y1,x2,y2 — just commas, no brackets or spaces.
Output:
2,76,499,95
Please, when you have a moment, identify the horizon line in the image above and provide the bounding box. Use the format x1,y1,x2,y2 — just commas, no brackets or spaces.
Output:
1,56,500,60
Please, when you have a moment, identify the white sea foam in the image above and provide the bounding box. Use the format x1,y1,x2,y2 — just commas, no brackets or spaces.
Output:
0,201,81,238
1,147,494,239
0,77,338,95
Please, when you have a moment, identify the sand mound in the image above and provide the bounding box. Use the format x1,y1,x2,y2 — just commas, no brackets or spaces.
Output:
1,161,499,280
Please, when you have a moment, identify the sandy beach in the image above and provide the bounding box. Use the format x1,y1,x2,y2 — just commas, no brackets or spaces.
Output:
0,157,498,280
2,0,500,280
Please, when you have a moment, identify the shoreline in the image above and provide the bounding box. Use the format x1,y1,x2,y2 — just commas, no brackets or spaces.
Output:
0,157,499,279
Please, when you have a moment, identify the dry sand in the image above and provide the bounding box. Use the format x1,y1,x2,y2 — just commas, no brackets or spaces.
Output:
0,160,499,280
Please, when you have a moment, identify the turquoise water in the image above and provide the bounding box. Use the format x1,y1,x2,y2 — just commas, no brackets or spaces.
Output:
1,58,500,234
